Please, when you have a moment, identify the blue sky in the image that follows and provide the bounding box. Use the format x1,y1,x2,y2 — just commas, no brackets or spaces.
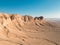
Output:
0,0,60,18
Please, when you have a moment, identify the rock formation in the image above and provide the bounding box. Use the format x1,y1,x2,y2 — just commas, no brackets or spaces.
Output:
0,13,59,45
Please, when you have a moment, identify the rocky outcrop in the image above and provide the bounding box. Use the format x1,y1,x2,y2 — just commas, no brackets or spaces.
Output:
0,13,45,27
34,16,44,20
0,13,59,45
23,15,33,22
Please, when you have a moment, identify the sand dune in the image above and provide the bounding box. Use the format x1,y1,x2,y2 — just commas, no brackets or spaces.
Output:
0,13,60,45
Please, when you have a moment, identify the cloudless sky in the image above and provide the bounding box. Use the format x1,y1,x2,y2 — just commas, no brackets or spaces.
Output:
0,0,60,18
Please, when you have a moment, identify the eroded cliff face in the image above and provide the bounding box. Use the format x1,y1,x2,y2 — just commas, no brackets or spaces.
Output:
0,13,59,45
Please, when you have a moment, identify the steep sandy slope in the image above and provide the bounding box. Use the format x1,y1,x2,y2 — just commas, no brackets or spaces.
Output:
0,13,60,45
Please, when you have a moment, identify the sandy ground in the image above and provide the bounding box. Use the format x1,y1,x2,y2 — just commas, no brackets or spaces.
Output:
0,14,60,45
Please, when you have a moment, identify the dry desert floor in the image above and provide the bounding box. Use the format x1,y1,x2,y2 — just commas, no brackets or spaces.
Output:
0,13,60,45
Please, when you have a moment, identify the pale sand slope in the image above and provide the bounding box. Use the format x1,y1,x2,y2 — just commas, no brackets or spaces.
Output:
0,13,60,45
